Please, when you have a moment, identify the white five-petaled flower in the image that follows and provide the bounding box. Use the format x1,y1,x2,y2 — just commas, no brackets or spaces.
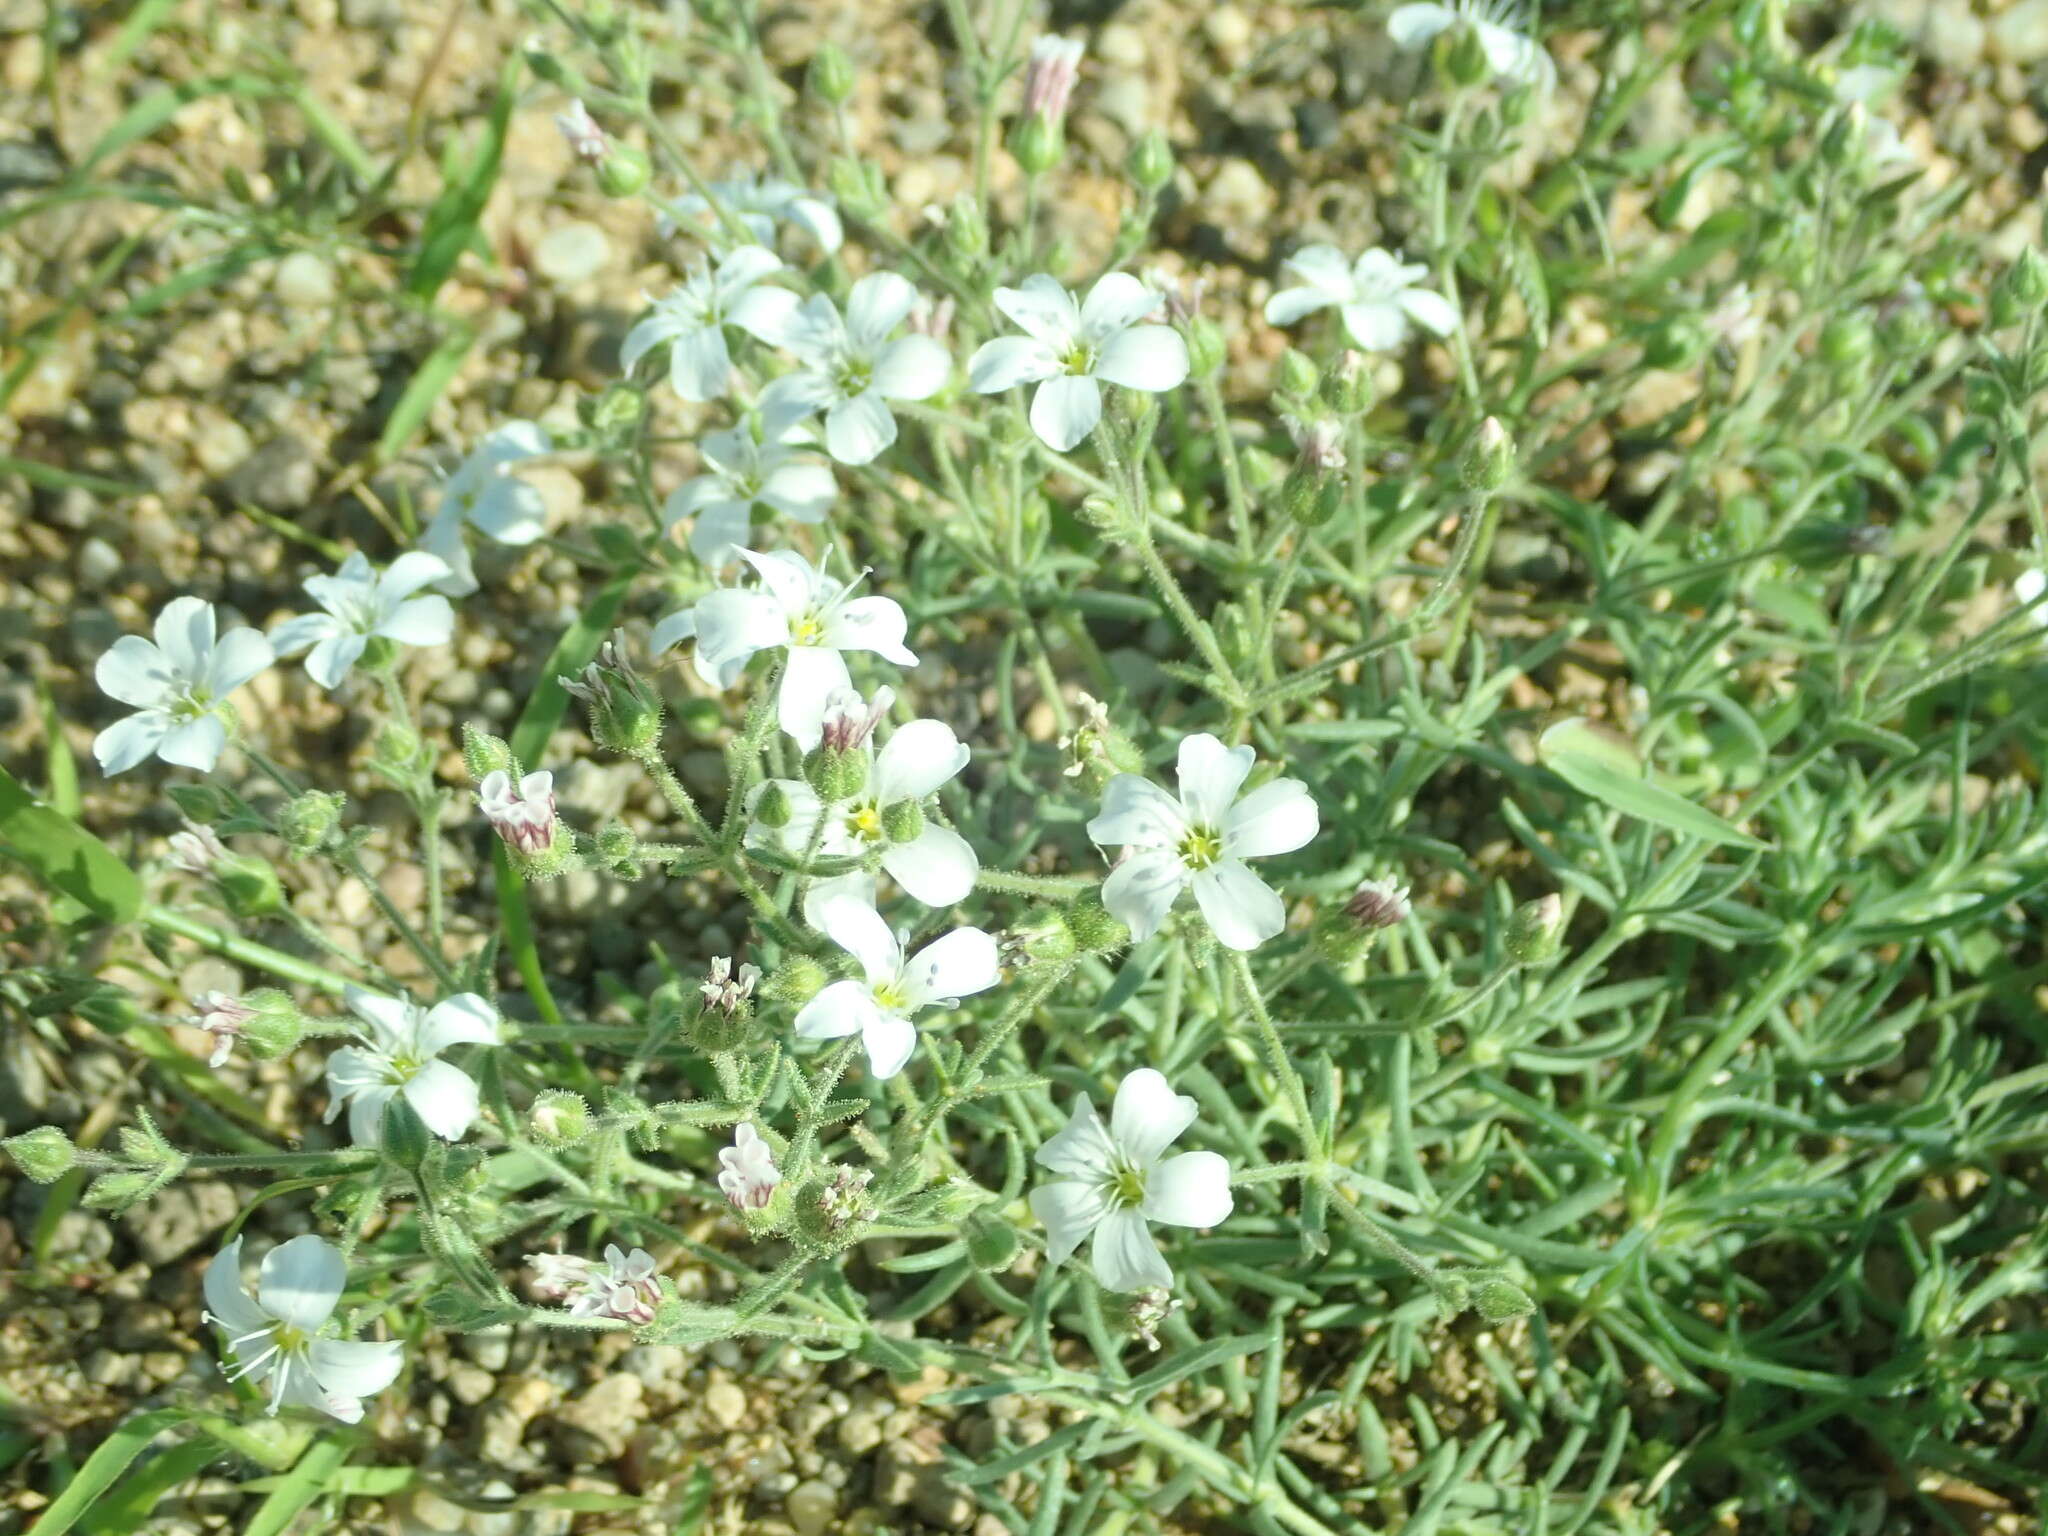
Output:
758,272,951,466
717,1123,781,1210
526,1245,663,1323
1028,1068,1233,1292
1387,0,1554,90
1088,732,1319,951
747,688,980,906
192,990,257,1067
651,548,917,749
476,769,557,853
795,897,1001,1079
666,170,844,255
422,421,554,597
555,98,608,161
1264,245,1459,352
93,597,275,775
968,272,1190,451
203,1235,403,1422
663,400,837,569
324,987,499,1146
622,245,799,403
269,552,455,690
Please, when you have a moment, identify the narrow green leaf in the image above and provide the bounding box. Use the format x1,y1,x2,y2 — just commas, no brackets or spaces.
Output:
0,763,143,922
240,1434,352,1536
406,59,519,303
1123,1333,1266,1398
80,1439,219,1536
1537,719,1765,850
26,1410,189,1536
376,322,477,463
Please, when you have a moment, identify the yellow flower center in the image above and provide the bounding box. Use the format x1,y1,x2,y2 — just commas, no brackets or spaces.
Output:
790,612,826,646
1177,824,1224,871
872,979,909,1011
847,804,883,842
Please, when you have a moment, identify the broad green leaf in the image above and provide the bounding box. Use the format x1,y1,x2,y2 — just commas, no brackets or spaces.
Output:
1538,720,1765,850
0,763,143,922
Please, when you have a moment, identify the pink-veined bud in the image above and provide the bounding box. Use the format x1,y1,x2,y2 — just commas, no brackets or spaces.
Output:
908,294,956,340
700,956,762,1017
190,991,257,1067
1022,36,1084,121
818,686,893,753
478,769,557,854
168,821,228,874
555,99,609,162
717,1122,781,1211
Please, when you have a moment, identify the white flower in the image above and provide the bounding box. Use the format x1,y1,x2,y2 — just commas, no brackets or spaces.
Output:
747,688,979,906
652,548,917,749
1705,284,1762,350
663,400,836,569
93,597,274,775
758,272,951,465
1087,732,1319,951
622,245,798,402
1387,0,1554,90
968,272,1190,451
323,987,499,1146
476,769,557,853
422,421,553,597
1028,1068,1232,1291
555,98,608,161
668,170,843,255
1263,245,1459,352
526,1245,662,1323
794,897,1001,1079
203,1235,403,1422
191,991,256,1067
269,552,455,690
718,1123,780,1210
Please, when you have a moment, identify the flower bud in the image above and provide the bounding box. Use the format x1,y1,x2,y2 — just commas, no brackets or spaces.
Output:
1281,464,1341,526
4,1126,77,1183
277,790,346,854
1062,893,1130,954
529,1090,591,1147
374,719,427,778
1127,128,1174,192
1022,34,1083,120
754,780,794,830
1472,1274,1536,1324
596,143,651,198
595,823,637,871
1009,113,1064,176
1004,910,1077,966
880,797,925,843
559,630,663,755
1459,416,1515,493
216,853,284,919
1995,247,2048,327
795,1165,877,1251
1641,314,1708,372
761,956,828,1010
807,41,856,104
166,783,230,825
478,770,568,877
804,744,870,803
1185,316,1226,377
380,1094,433,1171
1078,493,1123,531
1504,893,1564,965
1784,517,1890,570
964,1212,1022,1272
826,156,888,221
944,193,989,265
82,1171,155,1212
1819,313,1873,368
1436,21,1494,90
237,989,308,1060
462,724,517,781
523,36,573,87
1275,349,1320,399
1320,350,1373,415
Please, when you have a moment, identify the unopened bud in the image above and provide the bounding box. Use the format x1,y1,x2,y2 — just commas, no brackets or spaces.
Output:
83,1171,155,1212
277,790,345,854
237,989,308,1060
1995,247,2048,327
761,956,828,1010
964,1212,1022,1272
807,41,856,104
1127,128,1174,192
596,144,651,198
804,746,870,803
944,194,989,265
379,1095,433,1170
1321,350,1373,415
880,797,925,843
1062,893,1130,954
1185,316,1226,376
1009,112,1063,176
1472,1274,1537,1324
4,1126,77,1183
1504,893,1564,965
529,1090,591,1147
827,156,888,221
1459,416,1514,493
754,781,794,830
462,724,517,781
1641,314,1707,372
1275,349,1320,399
216,854,284,918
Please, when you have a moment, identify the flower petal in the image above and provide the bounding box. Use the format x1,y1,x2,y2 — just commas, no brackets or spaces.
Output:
845,271,918,351
1174,733,1255,826
861,1012,919,1079
1191,858,1287,951
900,926,1000,1009
378,550,453,603
346,1085,397,1147
206,627,274,694
794,977,883,1041
1035,1095,1118,1179
728,284,801,345
1093,324,1189,392
1091,1207,1172,1292
307,1337,404,1402
1340,299,1410,351
691,589,789,688
1223,778,1318,859
881,825,979,907
93,713,169,775
418,994,498,1057
1111,1068,1198,1164
1030,1178,1111,1266
686,498,753,568
403,1060,481,1140
873,719,968,802
714,242,784,294
1143,1150,1234,1228
95,635,176,708
1100,847,1188,942
779,644,852,749
269,614,337,658
343,986,415,1046
1029,374,1103,451
470,480,548,545
670,324,733,402
1386,2,1455,50
823,391,897,465
968,336,1063,393
1263,284,1341,327
785,195,843,253
1088,772,1189,848
820,595,917,667
375,595,454,647
156,714,228,771
255,1234,345,1331
1079,271,1164,339
872,335,950,401
650,605,697,653
153,597,216,680
1397,286,1460,337
815,896,902,984
304,633,367,691
994,275,1081,345
203,1237,273,1337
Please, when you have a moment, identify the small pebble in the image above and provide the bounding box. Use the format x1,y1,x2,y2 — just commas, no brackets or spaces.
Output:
273,251,337,308
705,1378,747,1428
535,222,611,286
786,1480,838,1536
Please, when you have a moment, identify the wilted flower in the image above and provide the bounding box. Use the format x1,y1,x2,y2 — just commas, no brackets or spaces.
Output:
1290,416,1347,471
558,629,664,755
168,820,228,873
622,246,800,402
270,552,455,690
477,769,557,854
1126,1285,1181,1349
1022,35,1084,120
422,421,553,597
191,991,257,1067
94,598,274,775
701,956,762,1016
717,1123,781,1210
1387,0,1554,90
1345,879,1412,931
526,1245,663,1323
1088,733,1319,951
324,988,499,1145
662,400,836,569
968,272,1190,450
758,272,952,465
795,896,1001,1079
652,548,917,750
1029,1068,1233,1291
908,294,956,339
555,98,608,160
815,1165,877,1230
203,1235,403,1421
667,169,843,255
1143,266,1207,325
1265,245,1458,352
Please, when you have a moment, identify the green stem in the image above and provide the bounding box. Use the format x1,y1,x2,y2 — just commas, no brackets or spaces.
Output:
1228,951,1320,1158
143,905,353,995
